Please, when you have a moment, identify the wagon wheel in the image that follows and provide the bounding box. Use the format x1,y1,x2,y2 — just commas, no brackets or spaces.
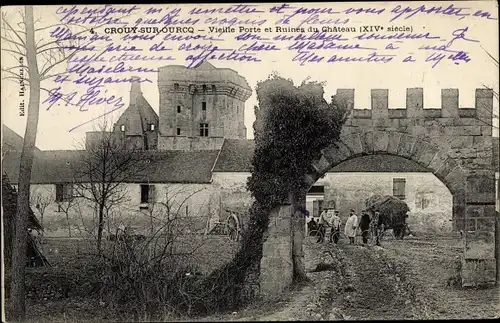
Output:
226,214,241,242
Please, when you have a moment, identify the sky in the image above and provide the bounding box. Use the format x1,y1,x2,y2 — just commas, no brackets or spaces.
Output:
1,1,499,150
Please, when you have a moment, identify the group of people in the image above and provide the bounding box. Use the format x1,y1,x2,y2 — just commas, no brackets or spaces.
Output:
308,208,377,245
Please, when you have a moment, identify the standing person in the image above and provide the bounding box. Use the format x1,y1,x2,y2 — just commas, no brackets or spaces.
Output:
317,208,328,243
331,210,341,244
359,211,371,245
344,209,358,244
324,208,337,243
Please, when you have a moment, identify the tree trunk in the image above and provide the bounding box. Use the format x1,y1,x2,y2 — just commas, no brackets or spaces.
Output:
66,212,72,238
97,203,105,254
10,6,40,322
290,191,308,282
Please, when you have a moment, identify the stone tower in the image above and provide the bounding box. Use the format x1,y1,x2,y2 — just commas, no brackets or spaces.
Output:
112,81,159,150
157,61,252,150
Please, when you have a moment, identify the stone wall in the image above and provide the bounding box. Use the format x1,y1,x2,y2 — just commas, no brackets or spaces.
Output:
27,183,214,237
308,88,496,286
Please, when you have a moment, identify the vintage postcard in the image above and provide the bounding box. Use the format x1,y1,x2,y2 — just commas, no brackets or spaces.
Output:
1,1,499,322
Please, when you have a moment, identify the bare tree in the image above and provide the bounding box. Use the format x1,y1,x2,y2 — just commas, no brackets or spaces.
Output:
72,129,150,254
57,197,76,238
1,6,121,320
30,190,53,228
477,47,499,129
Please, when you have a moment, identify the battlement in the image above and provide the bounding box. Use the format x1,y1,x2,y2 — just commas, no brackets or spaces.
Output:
158,61,252,100
335,88,494,120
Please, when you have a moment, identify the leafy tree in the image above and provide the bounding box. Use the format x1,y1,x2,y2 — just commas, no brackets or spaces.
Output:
248,75,348,280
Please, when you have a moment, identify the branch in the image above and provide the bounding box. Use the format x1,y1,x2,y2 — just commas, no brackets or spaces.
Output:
0,35,26,50
3,17,26,47
1,47,25,57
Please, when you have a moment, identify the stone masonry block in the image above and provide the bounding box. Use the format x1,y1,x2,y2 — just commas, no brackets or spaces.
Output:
417,144,439,167
312,155,332,175
340,126,361,137
388,109,406,119
341,133,363,155
444,126,482,136
371,89,388,119
444,166,466,194
475,88,493,119
427,151,448,173
322,142,351,166
476,218,495,231
423,109,442,118
387,132,403,155
353,109,372,119
372,131,389,152
466,174,496,204
351,118,373,128
458,109,477,118
466,205,484,218
481,126,492,136
464,231,495,258
441,88,459,118
407,88,423,118
435,158,458,181
361,131,374,154
453,117,481,126
465,218,477,231
397,134,417,158
461,258,496,287
409,139,427,162
449,136,473,149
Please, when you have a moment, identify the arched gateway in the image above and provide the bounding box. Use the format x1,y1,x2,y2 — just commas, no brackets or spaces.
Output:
259,88,498,297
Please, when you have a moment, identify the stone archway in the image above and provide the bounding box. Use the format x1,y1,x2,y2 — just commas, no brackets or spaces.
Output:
260,88,497,296
306,130,468,229
301,129,497,287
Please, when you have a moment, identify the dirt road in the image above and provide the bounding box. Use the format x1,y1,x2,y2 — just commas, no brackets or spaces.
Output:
231,236,499,321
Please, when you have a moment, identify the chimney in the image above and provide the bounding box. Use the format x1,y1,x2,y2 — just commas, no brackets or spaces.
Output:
130,79,142,106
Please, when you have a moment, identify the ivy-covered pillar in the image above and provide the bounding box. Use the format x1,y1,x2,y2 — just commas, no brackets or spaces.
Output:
259,203,293,299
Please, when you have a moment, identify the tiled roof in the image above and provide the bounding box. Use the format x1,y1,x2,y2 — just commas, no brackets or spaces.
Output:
212,139,429,173
212,139,255,172
115,93,158,136
2,150,219,184
2,125,42,153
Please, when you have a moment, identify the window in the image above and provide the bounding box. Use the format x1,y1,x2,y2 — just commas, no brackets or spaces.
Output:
120,125,125,132
149,124,155,131
199,123,209,137
312,199,324,218
140,184,155,204
318,200,324,216
212,85,216,92
308,185,325,195
202,101,207,111
177,128,181,135
185,205,189,216
393,178,406,200
55,184,73,202
202,85,207,92
177,105,181,113
174,83,179,90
